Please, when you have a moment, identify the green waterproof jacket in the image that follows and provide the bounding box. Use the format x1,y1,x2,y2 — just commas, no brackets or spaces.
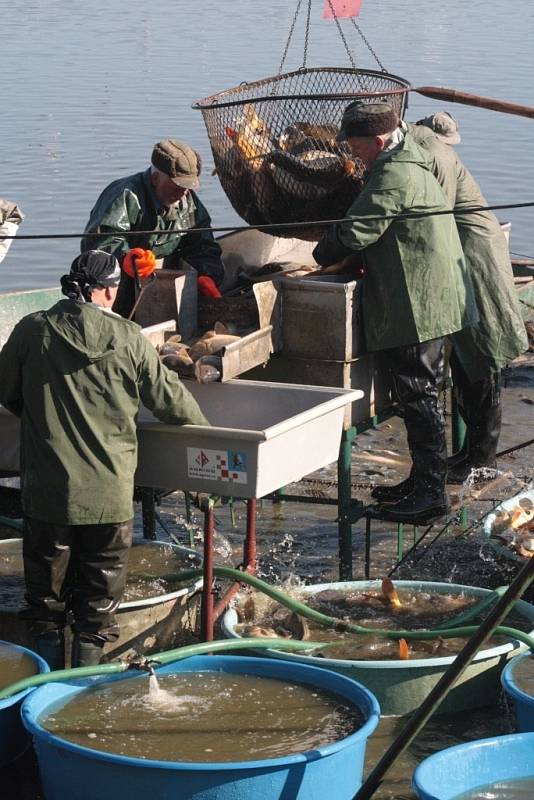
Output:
407,123,527,377
313,133,478,352
81,169,224,284
0,300,209,525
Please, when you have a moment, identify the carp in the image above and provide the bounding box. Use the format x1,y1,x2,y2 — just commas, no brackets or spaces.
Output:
194,355,222,384
188,334,241,361
490,499,534,558
268,149,358,200
225,104,272,171
279,122,340,153
381,577,402,609
158,341,191,358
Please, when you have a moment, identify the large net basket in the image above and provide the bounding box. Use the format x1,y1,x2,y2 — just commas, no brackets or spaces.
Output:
194,67,411,240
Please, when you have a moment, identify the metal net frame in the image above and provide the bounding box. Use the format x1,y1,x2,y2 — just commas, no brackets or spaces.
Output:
193,66,411,240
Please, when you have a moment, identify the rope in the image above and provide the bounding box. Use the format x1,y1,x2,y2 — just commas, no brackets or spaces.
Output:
511,250,534,260
3,200,534,241
325,0,362,83
302,0,312,69
277,0,304,75
497,437,534,459
349,17,387,72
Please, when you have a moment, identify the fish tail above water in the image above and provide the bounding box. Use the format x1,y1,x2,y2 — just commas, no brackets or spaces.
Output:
381,577,402,609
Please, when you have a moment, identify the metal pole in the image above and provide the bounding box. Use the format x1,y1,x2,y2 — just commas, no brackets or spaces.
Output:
396,523,404,562
338,427,356,581
353,555,534,800
213,497,258,621
140,487,157,540
244,498,258,570
200,499,215,642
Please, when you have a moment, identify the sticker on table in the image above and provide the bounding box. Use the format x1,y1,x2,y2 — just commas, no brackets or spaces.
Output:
187,448,248,484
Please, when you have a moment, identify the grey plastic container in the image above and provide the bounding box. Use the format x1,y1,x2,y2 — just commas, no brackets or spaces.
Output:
223,580,534,717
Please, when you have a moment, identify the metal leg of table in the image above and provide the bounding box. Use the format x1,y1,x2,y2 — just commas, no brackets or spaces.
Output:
213,498,258,623
397,523,405,562
200,500,215,642
364,516,371,579
244,498,257,570
338,427,356,581
140,488,157,540
451,387,469,528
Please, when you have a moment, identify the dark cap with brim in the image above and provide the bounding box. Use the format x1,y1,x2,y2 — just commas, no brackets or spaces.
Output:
151,139,201,189
69,250,121,288
338,100,400,140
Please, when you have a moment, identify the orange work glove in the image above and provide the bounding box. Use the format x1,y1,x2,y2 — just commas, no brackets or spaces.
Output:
197,275,222,298
122,248,157,279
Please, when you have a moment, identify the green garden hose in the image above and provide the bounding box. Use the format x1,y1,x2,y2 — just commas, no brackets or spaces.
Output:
0,637,333,701
162,566,534,649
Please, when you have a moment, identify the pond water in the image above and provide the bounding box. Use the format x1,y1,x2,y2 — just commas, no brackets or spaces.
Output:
1,0,534,293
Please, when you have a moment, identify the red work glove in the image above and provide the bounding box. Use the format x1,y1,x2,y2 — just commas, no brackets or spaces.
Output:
197,275,222,298
122,248,157,279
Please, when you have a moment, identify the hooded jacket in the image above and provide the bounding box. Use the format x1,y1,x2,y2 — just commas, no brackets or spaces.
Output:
407,123,527,377
313,132,478,352
0,300,208,524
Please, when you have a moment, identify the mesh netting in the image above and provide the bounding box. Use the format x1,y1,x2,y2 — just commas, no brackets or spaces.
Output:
194,67,411,240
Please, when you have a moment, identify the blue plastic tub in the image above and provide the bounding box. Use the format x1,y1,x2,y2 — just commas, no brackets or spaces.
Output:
502,653,534,732
412,731,534,800
0,640,50,766
22,655,380,800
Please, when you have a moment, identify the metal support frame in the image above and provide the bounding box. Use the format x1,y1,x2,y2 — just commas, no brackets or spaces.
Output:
451,386,469,528
197,497,259,642
200,499,215,641
338,426,357,580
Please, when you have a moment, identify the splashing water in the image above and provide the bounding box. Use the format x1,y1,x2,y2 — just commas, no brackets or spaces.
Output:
145,668,204,712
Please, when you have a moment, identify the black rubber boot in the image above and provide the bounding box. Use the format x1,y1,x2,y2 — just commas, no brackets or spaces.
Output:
377,486,450,523
447,372,502,484
378,338,449,524
371,473,415,503
447,438,469,470
71,636,104,668
34,630,65,671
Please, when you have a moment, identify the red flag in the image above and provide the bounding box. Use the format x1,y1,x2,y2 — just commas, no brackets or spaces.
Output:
323,0,362,18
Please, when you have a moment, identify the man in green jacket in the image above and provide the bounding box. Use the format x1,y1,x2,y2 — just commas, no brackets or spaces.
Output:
0,250,208,668
407,113,527,484
82,139,225,317
313,102,478,523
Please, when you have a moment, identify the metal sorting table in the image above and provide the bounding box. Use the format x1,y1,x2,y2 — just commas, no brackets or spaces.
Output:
1,380,361,640
136,379,361,639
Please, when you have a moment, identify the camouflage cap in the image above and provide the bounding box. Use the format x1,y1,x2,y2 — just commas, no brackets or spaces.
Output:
151,139,201,189
416,111,461,145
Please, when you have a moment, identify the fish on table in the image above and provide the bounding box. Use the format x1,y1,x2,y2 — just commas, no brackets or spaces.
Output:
157,323,241,383
491,497,534,558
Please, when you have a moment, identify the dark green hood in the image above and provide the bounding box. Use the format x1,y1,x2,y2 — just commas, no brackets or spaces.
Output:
44,300,138,362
